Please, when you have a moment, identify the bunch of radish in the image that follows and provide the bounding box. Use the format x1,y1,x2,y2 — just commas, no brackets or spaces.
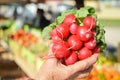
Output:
42,6,106,65
50,14,100,65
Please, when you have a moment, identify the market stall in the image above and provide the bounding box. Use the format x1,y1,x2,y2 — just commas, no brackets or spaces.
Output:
0,1,120,80
0,20,50,77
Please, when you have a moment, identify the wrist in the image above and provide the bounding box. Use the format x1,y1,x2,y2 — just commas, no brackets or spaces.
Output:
27,78,34,80
35,77,48,80
34,73,51,80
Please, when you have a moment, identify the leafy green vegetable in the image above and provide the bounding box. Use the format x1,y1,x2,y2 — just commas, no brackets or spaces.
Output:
84,6,95,14
56,15,65,24
88,13,97,19
61,9,77,16
0,20,14,29
96,20,106,52
42,26,53,39
76,8,89,18
42,22,56,39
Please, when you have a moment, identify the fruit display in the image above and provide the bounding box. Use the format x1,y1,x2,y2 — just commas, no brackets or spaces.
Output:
42,6,106,65
0,6,120,79
7,28,49,77
0,18,50,77
7,26,50,54
76,65,120,80
76,53,120,80
9,29,38,47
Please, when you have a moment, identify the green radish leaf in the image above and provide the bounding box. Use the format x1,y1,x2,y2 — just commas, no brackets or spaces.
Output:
42,22,56,39
96,20,106,52
56,15,65,24
61,9,77,16
42,26,53,39
84,6,95,14
76,8,89,18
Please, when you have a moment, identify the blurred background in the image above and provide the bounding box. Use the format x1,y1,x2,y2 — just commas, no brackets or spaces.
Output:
0,0,120,80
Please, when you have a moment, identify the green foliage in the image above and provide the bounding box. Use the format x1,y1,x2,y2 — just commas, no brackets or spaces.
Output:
96,20,106,52
0,20,14,29
41,23,55,39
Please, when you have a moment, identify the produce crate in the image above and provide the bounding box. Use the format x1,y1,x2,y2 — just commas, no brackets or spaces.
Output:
9,40,45,78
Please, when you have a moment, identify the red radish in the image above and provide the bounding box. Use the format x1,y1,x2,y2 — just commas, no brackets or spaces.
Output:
68,35,83,50
50,28,62,42
78,47,92,60
65,51,78,65
91,29,97,36
50,28,58,37
51,36,62,43
56,23,70,38
52,41,70,59
69,23,79,34
93,46,101,54
77,26,93,41
83,16,96,29
63,14,77,26
84,37,96,49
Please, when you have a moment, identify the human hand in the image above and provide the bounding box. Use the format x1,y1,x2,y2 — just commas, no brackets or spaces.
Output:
35,49,99,80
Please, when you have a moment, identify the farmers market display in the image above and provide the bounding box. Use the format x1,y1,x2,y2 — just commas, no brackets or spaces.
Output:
0,6,120,79
0,20,49,77
42,6,106,65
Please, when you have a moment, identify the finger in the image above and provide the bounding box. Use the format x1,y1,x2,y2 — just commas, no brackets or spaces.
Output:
44,43,58,64
74,70,91,79
68,66,93,80
82,66,93,73
68,71,90,80
67,54,99,75
77,66,93,78
76,72,90,79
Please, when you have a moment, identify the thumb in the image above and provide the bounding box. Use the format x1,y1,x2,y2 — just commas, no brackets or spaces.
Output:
67,54,99,75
